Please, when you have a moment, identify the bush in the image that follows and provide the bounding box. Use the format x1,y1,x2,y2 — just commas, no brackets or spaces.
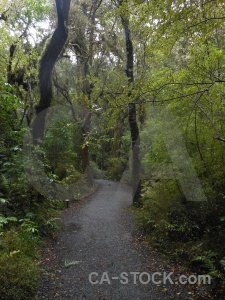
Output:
134,180,203,254
134,178,225,297
90,161,105,179
106,157,127,181
62,165,83,184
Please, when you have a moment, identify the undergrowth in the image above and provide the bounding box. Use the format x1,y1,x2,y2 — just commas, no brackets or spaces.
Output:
133,179,225,299
0,197,63,300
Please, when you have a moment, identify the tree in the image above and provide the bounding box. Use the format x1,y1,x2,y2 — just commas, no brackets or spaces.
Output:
32,0,71,143
118,0,141,206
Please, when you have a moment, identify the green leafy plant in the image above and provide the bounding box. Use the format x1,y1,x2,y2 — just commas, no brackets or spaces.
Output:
106,157,127,180
0,198,9,204
0,229,41,300
20,219,39,235
192,251,217,270
0,215,17,229
46,217,61,230
192,251,223,282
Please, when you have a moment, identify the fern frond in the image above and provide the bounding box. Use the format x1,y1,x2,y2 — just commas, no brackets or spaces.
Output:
1,174,10,193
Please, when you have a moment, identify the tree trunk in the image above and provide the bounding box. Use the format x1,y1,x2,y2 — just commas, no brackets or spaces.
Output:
111,112,126,158
32,0,71,143
120,2,141,206
72,0,102,185
7,44,16,85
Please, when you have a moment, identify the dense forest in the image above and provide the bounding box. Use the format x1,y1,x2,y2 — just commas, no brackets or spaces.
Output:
1,0,225,299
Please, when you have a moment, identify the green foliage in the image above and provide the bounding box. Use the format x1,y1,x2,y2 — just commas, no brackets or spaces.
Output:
192,251,218,273
43,115,82,178
192,251,225,288
0,229,40,300
134,177,225,292
0,216,18,229
20,218,39,235
0,196,64,299
0,198,9,204
90,161,105,179
46,217,61,230
106,157,127,181
134,180,188,248
1,0,225,298
61,166,83,184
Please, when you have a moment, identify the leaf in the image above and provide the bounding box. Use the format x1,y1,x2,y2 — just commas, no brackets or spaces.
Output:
6,217,18,222
0,216,8,224
0,216,17,228
64,259,82,268
0,198,8,204
9,250,20,257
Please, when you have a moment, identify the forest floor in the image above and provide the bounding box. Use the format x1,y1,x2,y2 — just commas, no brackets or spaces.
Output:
36,179,200,300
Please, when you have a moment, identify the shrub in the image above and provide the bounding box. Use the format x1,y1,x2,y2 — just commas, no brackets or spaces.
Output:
134,180,202,254
90,161,105,179
106,157,127,181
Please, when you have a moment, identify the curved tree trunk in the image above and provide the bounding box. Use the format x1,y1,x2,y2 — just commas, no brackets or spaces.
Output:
32,0,71,143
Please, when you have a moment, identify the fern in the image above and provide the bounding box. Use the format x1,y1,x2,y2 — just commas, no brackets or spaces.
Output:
0,215,18,228
208,270,222,280
20,219,39,234
1,174,10,193
192,251,218,271
191,251,225,282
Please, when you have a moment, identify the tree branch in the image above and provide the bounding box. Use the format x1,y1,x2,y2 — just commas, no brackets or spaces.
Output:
214,137,225,143
185,16,225,30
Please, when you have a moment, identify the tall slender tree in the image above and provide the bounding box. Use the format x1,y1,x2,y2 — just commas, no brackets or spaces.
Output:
118,0,141,206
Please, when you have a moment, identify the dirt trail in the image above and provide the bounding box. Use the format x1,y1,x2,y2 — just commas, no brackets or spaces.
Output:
36,180,196,300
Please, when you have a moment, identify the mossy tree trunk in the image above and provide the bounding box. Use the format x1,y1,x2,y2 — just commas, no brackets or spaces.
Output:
71,0,102,185
111,112,126,158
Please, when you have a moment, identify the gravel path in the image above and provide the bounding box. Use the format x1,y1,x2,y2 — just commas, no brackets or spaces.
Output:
36,180,197,300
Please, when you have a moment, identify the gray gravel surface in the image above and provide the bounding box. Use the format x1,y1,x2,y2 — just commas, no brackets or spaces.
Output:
36,180,197,300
